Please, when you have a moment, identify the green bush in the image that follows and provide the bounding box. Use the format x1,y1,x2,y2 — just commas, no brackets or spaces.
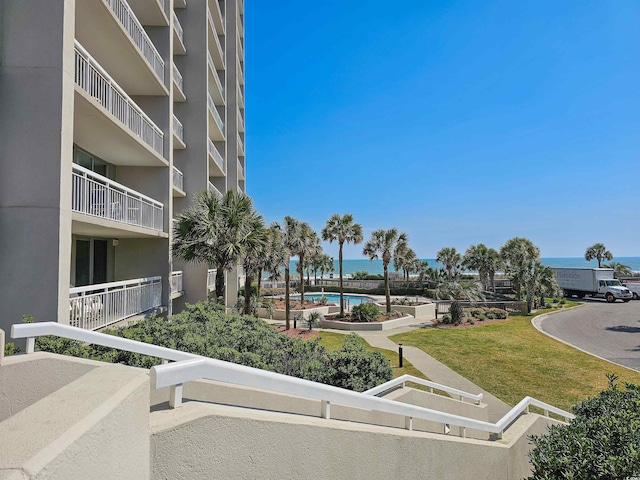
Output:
350,303,381,322
489,308,508,319
528,375,640,479
448,301,464,325
440,313,452,323
351,271,384,280
4,342,20,355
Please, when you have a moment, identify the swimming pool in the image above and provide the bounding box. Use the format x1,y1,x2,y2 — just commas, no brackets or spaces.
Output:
291,294,376,306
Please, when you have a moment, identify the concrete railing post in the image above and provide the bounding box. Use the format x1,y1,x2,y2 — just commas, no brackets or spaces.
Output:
0,329,4,365
169,384,183,408
321,400,331,420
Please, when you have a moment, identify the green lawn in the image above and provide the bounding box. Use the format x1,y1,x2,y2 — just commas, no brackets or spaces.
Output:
389,305,640,411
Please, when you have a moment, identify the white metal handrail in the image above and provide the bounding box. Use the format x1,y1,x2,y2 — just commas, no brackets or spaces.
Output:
207,181,222,198
237,83,244,108
105,0,165,81
237,54,244,85
237,159,245,179
74,41,164,156
172,11,185,46
364,374,483,404
72,164,163,231
150,358,574,437
207,268,217,290
172,63,184,93
208,138,225,171
207,52,225,98
67,277,162,330
207,94,225,135
173,114,184,142
10,322,574,439
172,166,184,191
170,271,183,294
207,10,225,67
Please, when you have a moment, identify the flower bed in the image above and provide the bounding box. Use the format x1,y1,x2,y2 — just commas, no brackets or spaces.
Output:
319,314,416,331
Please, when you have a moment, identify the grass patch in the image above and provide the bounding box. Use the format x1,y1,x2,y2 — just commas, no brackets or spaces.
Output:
390,304,640,411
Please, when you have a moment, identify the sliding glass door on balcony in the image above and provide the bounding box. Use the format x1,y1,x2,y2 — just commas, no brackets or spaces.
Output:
75,238,109,287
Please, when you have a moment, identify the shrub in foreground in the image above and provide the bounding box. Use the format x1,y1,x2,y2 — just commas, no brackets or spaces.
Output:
350,303,381,322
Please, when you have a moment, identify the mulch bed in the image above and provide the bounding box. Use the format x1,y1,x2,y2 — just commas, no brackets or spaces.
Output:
324,314,403,323
434,318,507,329
275,326,320,340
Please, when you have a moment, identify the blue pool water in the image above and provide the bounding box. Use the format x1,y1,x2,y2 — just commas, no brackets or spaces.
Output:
291,294,375,306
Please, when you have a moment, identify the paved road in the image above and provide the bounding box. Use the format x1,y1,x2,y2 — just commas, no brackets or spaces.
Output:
539,299,640,371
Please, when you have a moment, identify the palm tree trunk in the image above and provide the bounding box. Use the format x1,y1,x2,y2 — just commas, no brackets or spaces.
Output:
244,274,253,314
285,267,290,330
215,268,225,304
299,255,305,305
339,242,344,318
384,263,391,314
257,269,262,297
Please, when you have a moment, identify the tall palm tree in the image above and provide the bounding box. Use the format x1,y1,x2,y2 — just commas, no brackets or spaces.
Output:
362,228,408,314
259,223,287,295
436,247,462,281
321,214,364,317
500,237,541,300
294,225,320,305
585,243,613,268
279,216,303,330
319,254,335,280
603,261,633,279
241,226,268,315
173,189,264,304
521,260,560,312
463,244,503,292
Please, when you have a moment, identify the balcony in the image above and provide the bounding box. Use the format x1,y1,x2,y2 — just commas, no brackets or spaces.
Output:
237,109,245,133
207,269,217,291
237,9,244,38
173,115,186,149
207,10,225,69
208,138,225,177
172,11,186,55
170,271,184,299
208,0,225,34
172,63,186,102
175,0,186,7
127,0,169,26
238,134,244,156
74,41,166,166
238,159,245,180
237,55,244,85
207,95,225,141
207,181,223,199
75,0,166,94
172,166,185,197
69,276,162,330
237,32,244,60
71,164,164,237
237,82,244,108
208,52,225,105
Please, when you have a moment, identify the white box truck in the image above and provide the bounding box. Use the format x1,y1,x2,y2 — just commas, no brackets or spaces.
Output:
621,281,640,300
553,268,632,303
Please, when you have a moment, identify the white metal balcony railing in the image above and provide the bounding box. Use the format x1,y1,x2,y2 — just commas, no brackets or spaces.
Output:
12,322,576,440
207,52,225,98
72,164,164,231
207,268,217,289
237,134,244,154
74,41,164,156
172,165,184,191
173,114,184,143
207,181,222,198
172,63,184,93
207,95,224,134
208,138,224,171
170,271,183,294
172,11,184,46
207,10,225,65
237,159,245,179
105,0,165,81
67,277,162,330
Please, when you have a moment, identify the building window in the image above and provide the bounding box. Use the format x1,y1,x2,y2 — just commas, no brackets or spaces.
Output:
73,146,115,180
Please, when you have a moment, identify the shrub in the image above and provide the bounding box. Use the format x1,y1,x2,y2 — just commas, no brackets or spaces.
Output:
350,303,381,322
4,342,20,355
489,308,508,319
351,271,384,280
307,311,322,330
528,375,640,479
449,301,464,325
440,313,451,323
477,314,486,321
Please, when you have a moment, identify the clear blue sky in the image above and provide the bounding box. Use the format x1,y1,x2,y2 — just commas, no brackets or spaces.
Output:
244,0,640,260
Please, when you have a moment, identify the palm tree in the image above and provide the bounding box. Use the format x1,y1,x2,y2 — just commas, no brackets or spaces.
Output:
259,223,287,295
319,254,335,280
585,243,613,268
436,247,462,281
173,189,264,304
241,226,268,314
463,244,503,292
279,216,303,330
435,280,485,302
521,260,561,312
294,225,320,305
500,237,541,300
321,214,364,317
362,228,408,314
603,261,633,279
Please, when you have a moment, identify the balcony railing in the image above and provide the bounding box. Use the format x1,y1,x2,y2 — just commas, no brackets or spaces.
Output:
237,159,245,179
172,63,184,93
207,269,217,290
170,271,183,295
172,166,184,191
172,11,184,46
238,134,244,154
74,41,164,156
207,10,225,68
105,0,165,81
69,276,162,330
208,138,224,171
173,114,184,143
72,164,164,231
207,95,225,135
207,181,222,198
207,52,224,99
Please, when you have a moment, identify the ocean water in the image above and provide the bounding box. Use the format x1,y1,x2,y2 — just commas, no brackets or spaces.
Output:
287,257,640,277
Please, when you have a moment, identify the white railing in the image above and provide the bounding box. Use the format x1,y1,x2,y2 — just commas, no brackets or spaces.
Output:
364,374,483,404
170,271,183,294
208,138,224,171
105,0,165,81
237,134,244,154
237,159,245,179
237,55,244,84
11,322,574,439
207,95,225,135
207,268,217,290
66,277,162,330
172,166,184,191
173,114,184,143
237,83,244,108
207,52,225,98
74,41,164,156
172,63,184,93
72,164,164,231
172,11,185,46
207,181,222,198
207,10,225,67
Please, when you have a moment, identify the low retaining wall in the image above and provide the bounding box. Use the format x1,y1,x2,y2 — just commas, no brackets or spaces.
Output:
390,303,436,320
319,315,416,331
257,305,330,321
